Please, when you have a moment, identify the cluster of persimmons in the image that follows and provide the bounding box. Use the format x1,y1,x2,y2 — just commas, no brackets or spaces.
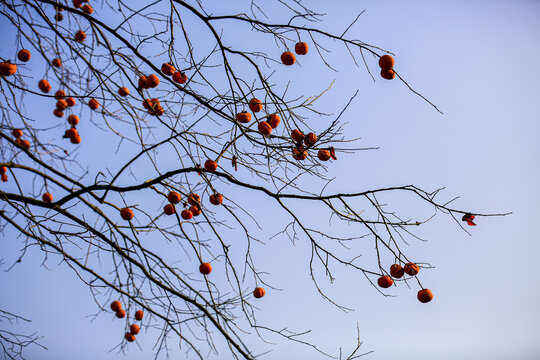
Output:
118,167,266,302
2,47,268,324
378,263,433,303
109,300,144,343
0,2,437,348
1,130,31,181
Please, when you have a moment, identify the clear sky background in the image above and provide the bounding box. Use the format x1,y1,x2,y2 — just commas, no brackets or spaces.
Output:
1,0,539,359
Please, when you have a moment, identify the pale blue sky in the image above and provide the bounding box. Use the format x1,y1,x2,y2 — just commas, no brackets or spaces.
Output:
1,1,539,359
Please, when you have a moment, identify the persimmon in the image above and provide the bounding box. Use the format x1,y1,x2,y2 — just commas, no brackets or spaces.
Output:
189,205,201,216
377,275,393,288
378,55,394,70
88,98,99,110
55,90,66,100
42,192,53,203
56,99,68,111
187,193,200,206
0,166,7,173
204,160,218,172
118,87,130,96
73,0,82,8
164,203,175,215
129,324,140,335
317,149,331,161
125,332,135,342
199,262,212,275
151,106,165,116
17,49,31,62
236,111,251,124
253,287,265,298
55,12,63,22
380,69,395,80
280,51,295,66
110,300,122,312
167,191,181,204
38,79,51,93
172,71,187,84
134,309,144,321
146,74,160,88
295,42,308,55
116,309,126,318
67,115,79,126
291,129,304,142
120,208,134,221
0,61,17,76
19,139,30,149
209,193,223,205
75,30,86,43
66,97,76,107
66,128,78,139
462,213,476,226
149,106,164,116
53,109,64,118
52,58,62,68
390,264,404,278
70,135,81,144
180,209,193,220
417,289,433,303
1,173,7,182
148,105,165,116
161,63,175,76
142,98,160,110
82,4,93,14
258,121,272,136
12,129,23,138
248,98,263,113
267,114,280,128
292,147,307,160
145,101,161,115
304,132,317,146
404,263,420,276
139,76,149,89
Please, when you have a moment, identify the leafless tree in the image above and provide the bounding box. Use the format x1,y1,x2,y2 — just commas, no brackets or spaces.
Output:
0,1,506,359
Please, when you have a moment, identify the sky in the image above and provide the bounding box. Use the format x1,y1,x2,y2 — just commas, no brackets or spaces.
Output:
1,0,539,359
